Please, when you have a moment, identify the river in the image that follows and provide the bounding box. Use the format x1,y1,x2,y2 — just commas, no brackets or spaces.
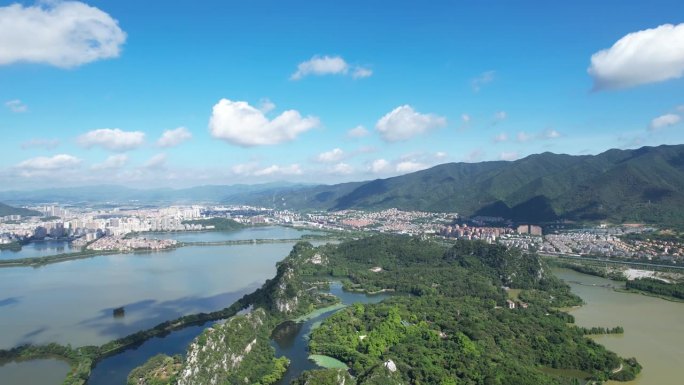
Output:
554,268,684,385
0,226,322,385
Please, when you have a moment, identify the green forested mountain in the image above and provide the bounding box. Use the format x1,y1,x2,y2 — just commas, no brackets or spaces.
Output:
250,145,684,226
0,202,41,217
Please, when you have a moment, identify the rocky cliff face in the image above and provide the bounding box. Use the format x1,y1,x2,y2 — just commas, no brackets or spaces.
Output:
177,309,266,385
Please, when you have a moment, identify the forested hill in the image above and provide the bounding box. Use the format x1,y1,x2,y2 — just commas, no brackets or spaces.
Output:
0,202,41,217
248,144,684,227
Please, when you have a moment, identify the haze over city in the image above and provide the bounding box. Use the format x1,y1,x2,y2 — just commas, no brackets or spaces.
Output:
2,0,683,189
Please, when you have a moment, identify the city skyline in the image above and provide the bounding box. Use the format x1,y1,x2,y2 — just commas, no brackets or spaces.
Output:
1,0,684,189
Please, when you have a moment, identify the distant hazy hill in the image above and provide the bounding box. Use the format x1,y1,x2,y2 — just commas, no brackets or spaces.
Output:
0,183,310,205
0,202,41,217
248,145,684,227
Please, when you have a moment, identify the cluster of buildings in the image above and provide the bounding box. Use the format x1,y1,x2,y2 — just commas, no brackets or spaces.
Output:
541,229,683,261
85,235,178,252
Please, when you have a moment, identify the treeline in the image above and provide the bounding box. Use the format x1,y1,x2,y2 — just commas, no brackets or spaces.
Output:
181,217,244,231
578,326,624,335
626,278,684,300
551,260,627,281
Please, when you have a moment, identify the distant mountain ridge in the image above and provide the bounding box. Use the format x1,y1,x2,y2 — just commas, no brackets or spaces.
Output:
245,144,684,227
0,202,41,217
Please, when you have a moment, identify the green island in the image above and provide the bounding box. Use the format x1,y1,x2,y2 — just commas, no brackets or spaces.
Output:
0,235,642,384
181,217,247,231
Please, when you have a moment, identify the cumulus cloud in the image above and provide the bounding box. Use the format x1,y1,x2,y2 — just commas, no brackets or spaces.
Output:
291,55,348,80
78,128,145,151
329,162,353,175
92,154,128,170
259,98,276,113
316,148,345,163
291,55,372,80
435,151,448,160
17,154,81,170
588,23,684,90
369,159,390,174
376,105,446,142
209,99,319,146
493,133,508,143
253,164,302,177
649,113,681,131
231,162,303,177
144,153,167,169
396,161,428,173
347,125,370,139
157,127,192,148
352,67,373,79
0,1,126,68
472,70,495,92
499,151,519,161
5,99,27,113
493,111,507,123
21,138,59,150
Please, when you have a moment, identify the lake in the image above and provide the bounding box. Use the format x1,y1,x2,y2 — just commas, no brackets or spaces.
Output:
554,268,684,385
142,226,318,243
0,240,75,260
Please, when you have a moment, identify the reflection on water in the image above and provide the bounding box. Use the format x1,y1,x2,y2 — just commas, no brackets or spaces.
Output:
143,226,320,243
554,268,684,385
0,240,75,260
0,359,71,385
0,226,313,349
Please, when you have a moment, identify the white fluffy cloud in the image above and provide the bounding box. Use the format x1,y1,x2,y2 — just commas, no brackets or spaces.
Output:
396,161,428,173
92,154,128,170
588,23,684,90
0,1,126,68
144,153,167,169
209,99,319,146
291,55,371,80
316,148,345,163
376,105,447,142
649,113,681,131
5,99,27,113
231,162,303,177
499,151,519,161
291,55,348,80
329,162,353,175
369,159,390,174
259,98,276,113
493,111,507,123
253,164,302,177
347,125,370,139
157,127,192,148
17,154,81,170
78,128,145,151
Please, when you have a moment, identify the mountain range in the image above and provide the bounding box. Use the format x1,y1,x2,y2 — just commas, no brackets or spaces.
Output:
245,144,684,227
0,203,41,217
2,144,683,227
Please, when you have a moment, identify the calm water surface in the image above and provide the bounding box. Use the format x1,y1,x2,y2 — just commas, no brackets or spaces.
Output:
143,226,319,243
0,240,75,260
271,283,390,385
0,227,321,351
0,359,70,385
554,268,684,385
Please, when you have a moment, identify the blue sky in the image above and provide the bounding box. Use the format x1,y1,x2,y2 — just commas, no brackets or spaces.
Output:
1,0,683,189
